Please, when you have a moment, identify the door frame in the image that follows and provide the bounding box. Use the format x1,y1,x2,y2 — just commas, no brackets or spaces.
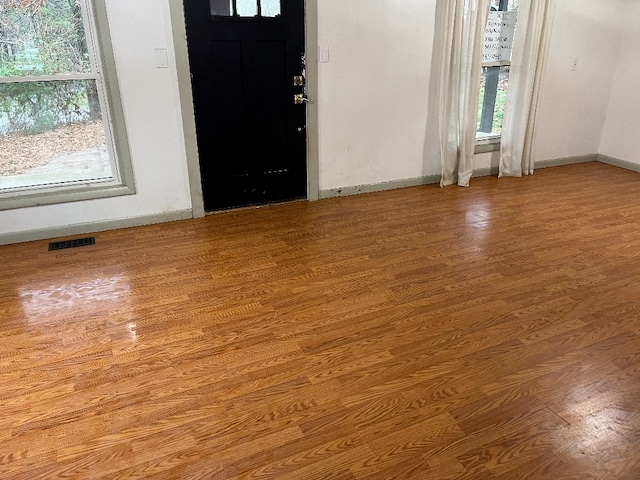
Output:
168,0,319,217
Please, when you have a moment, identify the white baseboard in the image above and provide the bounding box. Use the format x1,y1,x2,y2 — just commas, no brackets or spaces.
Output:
318,155,601,200
597,154,640,174
0,209,193,246
536,154,598,169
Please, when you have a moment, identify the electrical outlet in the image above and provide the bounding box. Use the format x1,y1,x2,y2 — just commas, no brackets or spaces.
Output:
155,48,169,69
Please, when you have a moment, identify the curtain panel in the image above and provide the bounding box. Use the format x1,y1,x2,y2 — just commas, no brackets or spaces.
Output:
438,0,491,187
499,0,557,177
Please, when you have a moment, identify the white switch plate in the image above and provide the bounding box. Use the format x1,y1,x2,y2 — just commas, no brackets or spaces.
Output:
319,45,330,63
155,48,169,69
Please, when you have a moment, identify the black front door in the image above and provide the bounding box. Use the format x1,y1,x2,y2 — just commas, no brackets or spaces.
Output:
184,0,307,211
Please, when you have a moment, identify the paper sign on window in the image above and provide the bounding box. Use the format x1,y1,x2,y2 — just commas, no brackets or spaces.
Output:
482,11,517,64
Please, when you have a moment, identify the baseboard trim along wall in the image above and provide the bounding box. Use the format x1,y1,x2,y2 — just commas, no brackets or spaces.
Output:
597,154,640,174
0,209,193,246
319,154,617,200
536,154,598,169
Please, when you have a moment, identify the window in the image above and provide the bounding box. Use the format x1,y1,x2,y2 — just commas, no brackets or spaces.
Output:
210,0,281,18
477,0,519,146
0,0,133,210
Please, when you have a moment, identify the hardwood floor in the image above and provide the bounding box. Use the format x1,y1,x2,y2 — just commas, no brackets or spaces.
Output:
1,162,639,479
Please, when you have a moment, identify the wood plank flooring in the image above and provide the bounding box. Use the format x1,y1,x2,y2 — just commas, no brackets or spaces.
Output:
1,162,639,479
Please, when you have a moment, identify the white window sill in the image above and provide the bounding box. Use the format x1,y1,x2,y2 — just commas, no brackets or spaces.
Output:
475,134,501,154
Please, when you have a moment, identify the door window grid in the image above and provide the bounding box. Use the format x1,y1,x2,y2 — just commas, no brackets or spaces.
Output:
210,0,281,18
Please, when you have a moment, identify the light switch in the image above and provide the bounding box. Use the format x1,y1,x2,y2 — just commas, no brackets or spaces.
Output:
319,45,330,63
154,48,169,69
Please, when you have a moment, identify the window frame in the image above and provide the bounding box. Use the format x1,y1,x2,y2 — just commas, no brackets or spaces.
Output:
0,0,135,211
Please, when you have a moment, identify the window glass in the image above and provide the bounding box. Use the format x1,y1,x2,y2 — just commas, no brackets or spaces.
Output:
477,0,517,141
236,0,258,17
261,0,281,17
477,66,510,138
209,0,281,18
210,0,232,17
0,0,131,208
0,80,112,191
491,0,519,11
0,2,91,76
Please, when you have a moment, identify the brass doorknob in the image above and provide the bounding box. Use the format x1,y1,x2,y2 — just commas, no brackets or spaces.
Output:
294,94,312,105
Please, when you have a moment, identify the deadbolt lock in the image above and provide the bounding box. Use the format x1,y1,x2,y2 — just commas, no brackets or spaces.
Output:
293,75,305,86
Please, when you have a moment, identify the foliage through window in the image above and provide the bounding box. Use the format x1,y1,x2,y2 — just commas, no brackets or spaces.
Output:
477,0,518,141
0,0,127,204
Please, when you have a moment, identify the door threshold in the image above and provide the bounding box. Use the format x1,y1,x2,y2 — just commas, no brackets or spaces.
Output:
205,198,307,216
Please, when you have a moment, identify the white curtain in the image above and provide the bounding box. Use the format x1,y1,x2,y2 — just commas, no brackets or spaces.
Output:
499,0,556,177
439,0,491,187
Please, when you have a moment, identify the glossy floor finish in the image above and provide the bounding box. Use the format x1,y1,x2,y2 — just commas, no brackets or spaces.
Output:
1,162,640,479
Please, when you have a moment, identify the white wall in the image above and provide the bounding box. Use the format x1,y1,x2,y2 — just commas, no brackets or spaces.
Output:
532,0,620,162
599,1,640,164
316,0,625,186
0,0,192,238
317,0,438,191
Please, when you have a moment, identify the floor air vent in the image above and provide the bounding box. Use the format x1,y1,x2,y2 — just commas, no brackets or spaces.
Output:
49,237,96,251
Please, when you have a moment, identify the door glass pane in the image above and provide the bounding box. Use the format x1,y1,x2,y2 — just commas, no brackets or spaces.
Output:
261,0,281,17
0,2,91,76
237,0,258,17
0,80,113,190
210,0,232,16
